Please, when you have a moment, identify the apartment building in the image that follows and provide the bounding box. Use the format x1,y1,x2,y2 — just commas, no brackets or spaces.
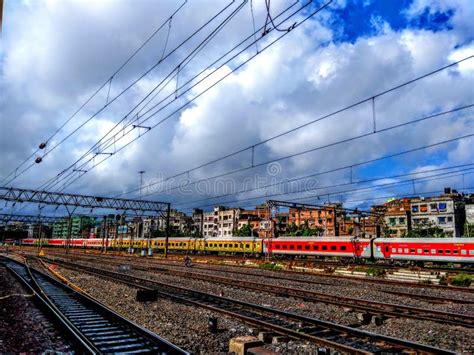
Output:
288,203,342,236
383,198,411,237
410,189,464,237
52,216,96,238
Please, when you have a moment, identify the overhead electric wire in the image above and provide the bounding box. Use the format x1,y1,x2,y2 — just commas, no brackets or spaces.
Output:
172,133,474,208
8,0,237,189
113,55,474,199
139,103,474,201
1,0,188,186
37,0,255,191
40,0,309,192
174,162,474,208
178,167,474,212
40,0,332,193
285,169,474,205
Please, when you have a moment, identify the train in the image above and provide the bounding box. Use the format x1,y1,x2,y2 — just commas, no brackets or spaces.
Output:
20,236,474,264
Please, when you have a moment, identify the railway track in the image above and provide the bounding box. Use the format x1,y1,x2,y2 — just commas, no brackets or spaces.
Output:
44,256,474,328
28,248,474,294
1,256,187,355
42,257,456,355
34,250,474,303
39,252,474,305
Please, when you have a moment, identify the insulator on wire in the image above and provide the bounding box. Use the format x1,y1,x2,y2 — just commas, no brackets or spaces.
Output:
35,156,43,164
38,142,47,149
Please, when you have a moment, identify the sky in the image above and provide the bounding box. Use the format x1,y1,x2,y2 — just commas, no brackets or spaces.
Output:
0,0,473,216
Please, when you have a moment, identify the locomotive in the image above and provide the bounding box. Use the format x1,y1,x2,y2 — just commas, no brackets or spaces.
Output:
20,236,474,264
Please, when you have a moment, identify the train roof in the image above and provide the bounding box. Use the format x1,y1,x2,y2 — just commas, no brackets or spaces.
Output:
375,238,474,243
268,236,359,242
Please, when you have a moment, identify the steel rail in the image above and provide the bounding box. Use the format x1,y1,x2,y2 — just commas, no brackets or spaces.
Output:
47,258,455,354
2,256,187,354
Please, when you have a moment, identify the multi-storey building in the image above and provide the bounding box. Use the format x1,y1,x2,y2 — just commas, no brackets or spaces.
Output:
202,206,241,237
52,216,96,238
410,189,464,237
288,203,343,236
383,198,411,237
192,208,204,236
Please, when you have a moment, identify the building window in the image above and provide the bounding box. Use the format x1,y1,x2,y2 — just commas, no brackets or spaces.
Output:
412,205,418,212
389,218,396,226
399,217,405,225
430,203,438,211
438,217,446,224
420,204,428,212
439,203,447,211
447,216,453,222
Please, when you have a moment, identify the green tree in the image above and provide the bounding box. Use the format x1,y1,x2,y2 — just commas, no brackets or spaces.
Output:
407,221,446,238
236,223,257,237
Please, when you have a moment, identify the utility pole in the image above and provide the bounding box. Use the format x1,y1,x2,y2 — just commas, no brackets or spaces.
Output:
138,171,146,199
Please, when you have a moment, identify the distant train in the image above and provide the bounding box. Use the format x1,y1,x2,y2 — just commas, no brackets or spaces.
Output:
21,236,474,264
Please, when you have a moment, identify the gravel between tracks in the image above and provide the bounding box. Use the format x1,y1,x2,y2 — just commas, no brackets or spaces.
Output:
53,258,474,353
57,268,325,354
0,265,73,353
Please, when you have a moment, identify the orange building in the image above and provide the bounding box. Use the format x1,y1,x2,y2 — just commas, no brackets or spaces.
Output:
288,203,342,236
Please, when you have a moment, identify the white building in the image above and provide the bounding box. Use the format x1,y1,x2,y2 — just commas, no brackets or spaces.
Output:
410,190,464,237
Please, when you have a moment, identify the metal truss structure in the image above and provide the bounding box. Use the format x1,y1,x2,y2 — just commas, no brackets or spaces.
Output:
0,186,172,257
0,213,62,225
0,187,170,213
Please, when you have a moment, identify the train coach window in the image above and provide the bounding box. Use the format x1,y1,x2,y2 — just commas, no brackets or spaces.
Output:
224,244,228,248
410,249,415,253
404,248,409,253
469,250,474,255
219,244,223,247
322,246,327,251
341,246,346,251
275,244,280,249
283,245,287,249
290,245,295,250
297,245,302,250
392,248,396,253
234,244,239,248
398,248,402,253
417,249,422,253
446,250,451,254
245,244,250,248
431,249,436,254
385,246,389,252
424,249,429,254
461,250,467,255
305,246,310,250
453,250,459,254
438,250,444,254
331,246,337,251
313,245,319,251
